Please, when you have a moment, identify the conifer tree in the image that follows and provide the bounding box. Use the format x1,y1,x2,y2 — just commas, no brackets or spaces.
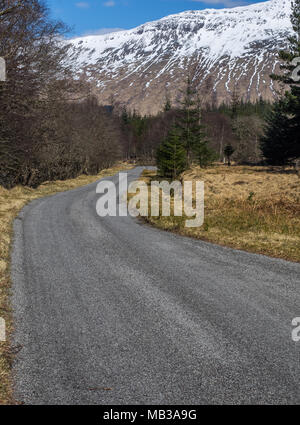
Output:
194,143,217,168
261,1,300,164
193,101,217,168
260,101,293,165
156,126,187,179
176,78,202,165
177,78,216,167
289,0,300,159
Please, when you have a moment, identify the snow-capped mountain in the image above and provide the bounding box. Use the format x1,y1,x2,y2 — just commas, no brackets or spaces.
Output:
72,0,293,114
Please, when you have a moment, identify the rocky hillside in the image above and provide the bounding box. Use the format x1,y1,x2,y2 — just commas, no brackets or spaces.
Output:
72,0,293,115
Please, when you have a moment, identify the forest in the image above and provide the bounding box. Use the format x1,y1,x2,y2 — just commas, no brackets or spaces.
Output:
0,0,299,188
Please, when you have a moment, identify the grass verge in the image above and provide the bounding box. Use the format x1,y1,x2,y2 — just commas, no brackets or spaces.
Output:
133,166,300,263
0,162,132,404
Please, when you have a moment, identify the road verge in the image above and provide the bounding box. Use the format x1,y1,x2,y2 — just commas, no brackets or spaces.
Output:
0,162,132,404
131,166,300,263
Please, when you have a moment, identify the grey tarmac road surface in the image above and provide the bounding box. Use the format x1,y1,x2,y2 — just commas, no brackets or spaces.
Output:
11,167,300,405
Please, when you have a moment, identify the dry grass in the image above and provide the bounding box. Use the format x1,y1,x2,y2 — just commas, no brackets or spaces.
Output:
0,162,132,405
137,165,300,263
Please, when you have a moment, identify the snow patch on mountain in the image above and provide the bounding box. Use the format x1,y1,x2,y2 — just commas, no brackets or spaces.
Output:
72,0,292,69
70,0,294,114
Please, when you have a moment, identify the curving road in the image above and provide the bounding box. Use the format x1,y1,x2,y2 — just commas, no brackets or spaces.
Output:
12,167,300,405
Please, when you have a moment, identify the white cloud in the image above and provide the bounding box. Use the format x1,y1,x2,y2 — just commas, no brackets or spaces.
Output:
82,28,124,36
192,0,251,7
103,0,116,7
75,2,90,8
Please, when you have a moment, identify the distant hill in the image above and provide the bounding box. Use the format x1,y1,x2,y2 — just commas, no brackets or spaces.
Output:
72,0,293,115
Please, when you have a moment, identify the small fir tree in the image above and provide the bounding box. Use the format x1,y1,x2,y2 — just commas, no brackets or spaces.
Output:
156,126,187,179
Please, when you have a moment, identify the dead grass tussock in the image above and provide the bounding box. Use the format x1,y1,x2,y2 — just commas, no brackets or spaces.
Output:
0,162,132,404
138,165,300,263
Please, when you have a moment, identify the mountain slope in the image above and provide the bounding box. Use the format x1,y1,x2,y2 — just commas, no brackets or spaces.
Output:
72,0,293,115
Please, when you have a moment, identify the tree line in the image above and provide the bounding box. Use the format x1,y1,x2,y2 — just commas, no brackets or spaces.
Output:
0,0,121,188
0,0,299,188
119,94,271,167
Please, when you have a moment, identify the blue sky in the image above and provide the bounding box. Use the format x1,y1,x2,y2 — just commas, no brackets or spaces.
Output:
47,0,270,37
